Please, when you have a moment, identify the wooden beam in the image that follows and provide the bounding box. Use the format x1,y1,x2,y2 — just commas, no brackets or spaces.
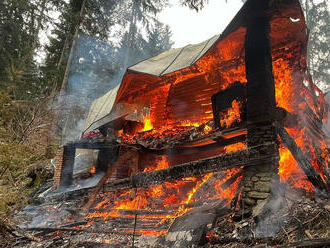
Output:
103,143,278,191
82,151,132,214
138,134,246,155
277,125,329,192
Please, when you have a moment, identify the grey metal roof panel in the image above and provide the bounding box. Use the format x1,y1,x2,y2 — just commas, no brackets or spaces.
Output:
128,47,183,76
128,34,221,76
83,84,120,132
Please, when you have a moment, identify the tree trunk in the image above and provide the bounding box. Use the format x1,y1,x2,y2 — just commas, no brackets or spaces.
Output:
60,0,87,93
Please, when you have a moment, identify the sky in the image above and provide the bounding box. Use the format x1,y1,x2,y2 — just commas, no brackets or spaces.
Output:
159,0,244,48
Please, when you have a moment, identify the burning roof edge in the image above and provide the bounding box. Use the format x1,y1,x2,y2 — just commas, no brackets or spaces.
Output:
127,2,247,77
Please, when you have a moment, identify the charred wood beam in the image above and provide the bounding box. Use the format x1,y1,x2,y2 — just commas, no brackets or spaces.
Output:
24,227,142,237
103,143,278,191
59,221,88,228
73,141,119,150
89,209,170,216
277,125,329,192
45,187,94,203
137,134,246,155
82,151,131,214
275,107,298,128
59,144,76,188
221,170,243,190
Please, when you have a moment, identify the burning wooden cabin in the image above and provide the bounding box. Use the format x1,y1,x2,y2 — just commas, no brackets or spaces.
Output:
49,0,329,245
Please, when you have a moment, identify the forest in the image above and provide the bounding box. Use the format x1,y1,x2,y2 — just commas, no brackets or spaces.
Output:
0,0,175,218
0,0,329,247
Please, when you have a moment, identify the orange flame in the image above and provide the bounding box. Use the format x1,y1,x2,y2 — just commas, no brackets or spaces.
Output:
220,100,242,128
142,117,153,132
224,142,246,153
279,146,314,193
90,166,96,175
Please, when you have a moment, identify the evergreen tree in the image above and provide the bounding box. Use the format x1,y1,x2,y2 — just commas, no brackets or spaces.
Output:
115,0,169,70
0,0,36,97
302,0,330,92
146,20,174,57
43,0,118,92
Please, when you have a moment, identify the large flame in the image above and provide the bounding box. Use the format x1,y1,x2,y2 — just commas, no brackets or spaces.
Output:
220,100,242,128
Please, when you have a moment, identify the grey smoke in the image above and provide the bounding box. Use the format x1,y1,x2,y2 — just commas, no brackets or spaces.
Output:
322,92,330,139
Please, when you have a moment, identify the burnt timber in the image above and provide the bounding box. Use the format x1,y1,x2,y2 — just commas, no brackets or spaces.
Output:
277,125,329,192
103,143,278,191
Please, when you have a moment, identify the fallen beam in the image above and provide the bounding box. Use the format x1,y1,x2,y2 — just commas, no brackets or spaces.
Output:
82,151,131,214
277,125,329,192
138,134,246,155
73,141,119,150
103,143,278,191
25,227,142,236
89,209,170,216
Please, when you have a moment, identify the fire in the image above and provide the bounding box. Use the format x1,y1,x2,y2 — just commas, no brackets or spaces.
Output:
90,166,96,175
321,140,329,168
279,146,314,192
84,18,328,242
143,156,169,173
142,116,153,132
180,120,200,127
224,142,246,153
203,124,212,133
181,173,213,206
124,229,167,236
118,129,123,136
220,100,242,128
273,59,296,113
214,168,242,200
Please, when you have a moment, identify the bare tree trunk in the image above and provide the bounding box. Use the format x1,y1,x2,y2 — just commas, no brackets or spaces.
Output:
122,1,138,71
60,0,87,93
59,0,87,144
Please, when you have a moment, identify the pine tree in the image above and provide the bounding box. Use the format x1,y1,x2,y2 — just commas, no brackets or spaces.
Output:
146,20,174,58
302,0,330,92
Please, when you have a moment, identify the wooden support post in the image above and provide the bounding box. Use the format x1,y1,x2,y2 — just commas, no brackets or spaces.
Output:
96,147,117,172
82,150,129,214
277,125,329,192
242,0,279,207
59,144,76,188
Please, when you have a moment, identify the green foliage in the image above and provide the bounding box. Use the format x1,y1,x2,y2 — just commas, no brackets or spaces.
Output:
146,21,174,57
180,0,209,12
0,0,174,219
0,89,56,216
